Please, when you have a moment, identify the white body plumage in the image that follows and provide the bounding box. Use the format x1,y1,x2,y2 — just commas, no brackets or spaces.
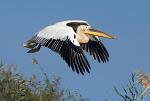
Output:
37,25,80,46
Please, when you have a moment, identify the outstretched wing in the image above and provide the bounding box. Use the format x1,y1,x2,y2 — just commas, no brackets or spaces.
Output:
27,25,91,75
80,40,109,63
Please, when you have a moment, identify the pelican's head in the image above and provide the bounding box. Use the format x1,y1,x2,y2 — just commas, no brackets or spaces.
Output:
78,24,116,39
63,20,116,39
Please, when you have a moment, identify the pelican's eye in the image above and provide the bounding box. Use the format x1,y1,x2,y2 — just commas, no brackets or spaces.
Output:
85,26,90,30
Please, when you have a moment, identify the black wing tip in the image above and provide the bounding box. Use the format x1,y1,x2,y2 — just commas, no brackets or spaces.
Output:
75,70,90,75
67,64,91,75
101,57,110,63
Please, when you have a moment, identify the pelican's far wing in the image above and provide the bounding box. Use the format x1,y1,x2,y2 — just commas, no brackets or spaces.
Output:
81,40,109,63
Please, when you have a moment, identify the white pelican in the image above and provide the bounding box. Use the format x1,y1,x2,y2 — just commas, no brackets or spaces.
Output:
24,20,115,75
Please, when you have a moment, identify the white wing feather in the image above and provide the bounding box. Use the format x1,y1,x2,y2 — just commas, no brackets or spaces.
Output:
37,25,80,46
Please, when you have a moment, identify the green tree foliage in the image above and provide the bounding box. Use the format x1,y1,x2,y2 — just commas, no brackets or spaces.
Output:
0,62,89,101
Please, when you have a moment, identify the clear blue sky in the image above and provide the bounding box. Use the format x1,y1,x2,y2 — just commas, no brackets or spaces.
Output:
0,0,150,100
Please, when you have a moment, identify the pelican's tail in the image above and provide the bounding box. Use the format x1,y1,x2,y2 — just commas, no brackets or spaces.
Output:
23,36,41,53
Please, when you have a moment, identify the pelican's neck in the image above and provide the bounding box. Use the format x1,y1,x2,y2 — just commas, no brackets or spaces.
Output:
76,29,89,43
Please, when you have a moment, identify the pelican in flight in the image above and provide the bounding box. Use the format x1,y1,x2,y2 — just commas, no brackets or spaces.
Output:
24,20,115,75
